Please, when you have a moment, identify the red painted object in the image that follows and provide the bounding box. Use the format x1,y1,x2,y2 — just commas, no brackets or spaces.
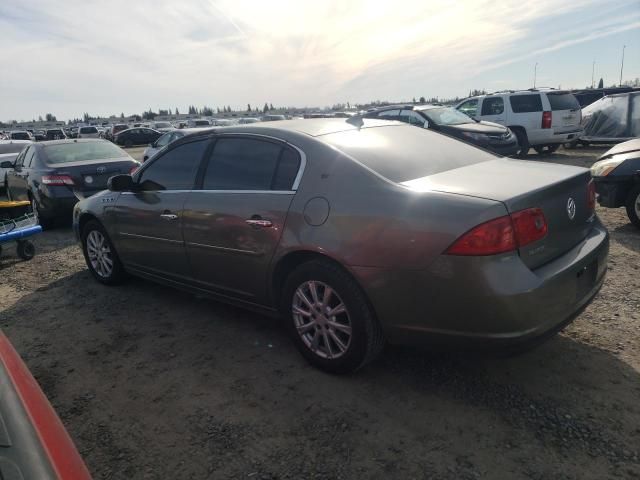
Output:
0,332,92,479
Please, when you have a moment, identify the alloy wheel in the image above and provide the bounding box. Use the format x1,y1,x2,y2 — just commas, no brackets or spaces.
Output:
292,280,352,359
86,230,114,278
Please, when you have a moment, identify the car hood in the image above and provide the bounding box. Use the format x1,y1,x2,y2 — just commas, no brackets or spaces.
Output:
444,121,507,134
598,139,640,160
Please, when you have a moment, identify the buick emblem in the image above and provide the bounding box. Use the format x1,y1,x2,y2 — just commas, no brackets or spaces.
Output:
567,197,576,220
96,166,106,174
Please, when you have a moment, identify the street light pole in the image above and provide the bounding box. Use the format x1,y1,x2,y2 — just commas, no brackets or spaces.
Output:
534,62,538,88
619,45,626,87
591,61,595,88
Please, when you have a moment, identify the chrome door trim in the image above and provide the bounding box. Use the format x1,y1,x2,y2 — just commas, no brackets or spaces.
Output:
119,232,183,244
186,241,260,256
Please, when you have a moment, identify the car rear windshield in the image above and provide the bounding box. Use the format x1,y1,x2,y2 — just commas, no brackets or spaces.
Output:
11,132,31,140
322,125,496,183
547,93,580,111
79,127,98,133
43,142,127,164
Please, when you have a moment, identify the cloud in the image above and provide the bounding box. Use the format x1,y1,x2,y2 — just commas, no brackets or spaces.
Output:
0,0,638,120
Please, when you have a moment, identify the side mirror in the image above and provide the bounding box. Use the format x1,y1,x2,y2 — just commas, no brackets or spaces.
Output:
108,174,135,192
0,161,14,168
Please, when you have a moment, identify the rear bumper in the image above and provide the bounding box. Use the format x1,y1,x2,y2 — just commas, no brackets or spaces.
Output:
529,129,583,146
594,176,632,208
36,187,78,220
352,221,609,349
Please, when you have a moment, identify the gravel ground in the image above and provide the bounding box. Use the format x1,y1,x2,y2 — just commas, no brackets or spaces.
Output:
0,146,638,479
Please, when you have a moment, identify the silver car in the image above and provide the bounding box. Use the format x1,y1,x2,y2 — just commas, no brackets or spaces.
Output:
73,119,608,373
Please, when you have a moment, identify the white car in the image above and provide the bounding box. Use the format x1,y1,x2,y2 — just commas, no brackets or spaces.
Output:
0,139,31,190
150,121,175,132
456,89,582,156
77,126,101,139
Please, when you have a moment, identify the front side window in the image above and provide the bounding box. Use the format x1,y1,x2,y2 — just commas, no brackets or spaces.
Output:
481,97,504,115
510,94,543,113
457,99,478,117
155,132,173,148
138,139,208,190
202,137,299,191
399,110,426,126
14,147,28,167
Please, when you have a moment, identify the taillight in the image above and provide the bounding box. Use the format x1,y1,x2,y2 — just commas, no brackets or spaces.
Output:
541,111,552,129
511,208,548,247
587,179,596,211
446,207,548,256
41,175,74,186
445,216,516,256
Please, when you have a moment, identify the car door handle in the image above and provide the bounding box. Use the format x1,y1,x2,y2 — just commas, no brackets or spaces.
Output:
245,218,273,228
160,213,178,220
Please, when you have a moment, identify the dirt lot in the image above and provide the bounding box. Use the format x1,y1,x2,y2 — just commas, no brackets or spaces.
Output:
1,146,639,480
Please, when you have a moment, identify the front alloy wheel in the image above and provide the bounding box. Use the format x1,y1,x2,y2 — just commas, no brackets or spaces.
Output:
82,220,126,285
625,185,640,229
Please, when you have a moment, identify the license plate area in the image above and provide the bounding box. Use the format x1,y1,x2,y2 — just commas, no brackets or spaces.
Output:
576,260,597,299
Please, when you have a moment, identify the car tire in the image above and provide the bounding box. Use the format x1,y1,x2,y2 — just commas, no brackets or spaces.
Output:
625,184,640,230
81,220,127,285
16,240,35,261
513,128,529,158
30,196,54,230
534,145,559,155
282,259,385,373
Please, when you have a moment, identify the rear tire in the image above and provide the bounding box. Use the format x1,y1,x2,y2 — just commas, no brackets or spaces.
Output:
625,184,640,230
534,144,559,155
282,260,385,373
81,220,127,285
513,128,529,158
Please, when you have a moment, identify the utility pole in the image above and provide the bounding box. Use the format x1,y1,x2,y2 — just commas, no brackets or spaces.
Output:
591,61,595,88
619,45,626,86
533,62,538,88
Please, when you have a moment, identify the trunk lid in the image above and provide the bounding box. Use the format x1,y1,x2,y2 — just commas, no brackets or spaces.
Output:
402,158,595,269
47,157,136,197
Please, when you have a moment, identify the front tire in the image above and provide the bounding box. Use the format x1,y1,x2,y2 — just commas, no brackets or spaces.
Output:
625,184,640,230
81,220,126,285
282,260,385,373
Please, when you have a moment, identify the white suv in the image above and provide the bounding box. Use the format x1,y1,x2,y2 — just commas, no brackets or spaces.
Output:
456,89,582,156
77,126,100,139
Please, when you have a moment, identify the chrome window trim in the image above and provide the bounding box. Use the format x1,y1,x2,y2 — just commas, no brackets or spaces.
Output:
122,189,294,195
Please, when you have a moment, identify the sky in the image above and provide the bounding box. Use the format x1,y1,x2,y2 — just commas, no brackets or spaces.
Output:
1,0,639,122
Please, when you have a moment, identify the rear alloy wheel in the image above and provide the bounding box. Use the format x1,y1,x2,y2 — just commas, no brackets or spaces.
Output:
625,184,640,229
513,129,529,158
283,260,385,373
534,145,559,155
82,220,126,285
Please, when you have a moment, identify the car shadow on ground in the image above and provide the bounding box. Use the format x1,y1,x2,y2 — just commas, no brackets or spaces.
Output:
2,269,639,479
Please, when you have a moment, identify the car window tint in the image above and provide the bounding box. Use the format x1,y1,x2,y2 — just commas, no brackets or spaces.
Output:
203,137,282,190
272,147,301,190
378,109,401,120
547,93,580,111
14,148,27,167
457,99,478,117
399,110,426,126
139,139,208,190
23,147,36,168
481,97,504,115
509,94,542,113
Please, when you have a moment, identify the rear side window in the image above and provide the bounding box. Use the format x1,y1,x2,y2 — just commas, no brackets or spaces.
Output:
202,137,294,191
547,93,580,111
272,148,301,190
509,95,542,113
324,125,496,183
23,147,36,168
139,139,208,190
481,97,504,115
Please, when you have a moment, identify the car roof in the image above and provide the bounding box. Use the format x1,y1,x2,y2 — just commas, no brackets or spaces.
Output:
36,138,109,146
177,118,401,141
366,104,445,114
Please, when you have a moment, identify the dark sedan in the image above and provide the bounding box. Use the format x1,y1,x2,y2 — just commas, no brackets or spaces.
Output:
73,119,607,373
364,105,519,156
2,139,139,228
591,139,640,228
114,127,162,147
